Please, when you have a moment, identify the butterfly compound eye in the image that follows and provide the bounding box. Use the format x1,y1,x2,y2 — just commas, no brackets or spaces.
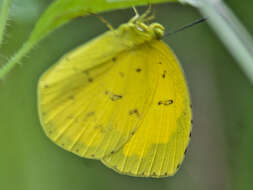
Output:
150,23,165,39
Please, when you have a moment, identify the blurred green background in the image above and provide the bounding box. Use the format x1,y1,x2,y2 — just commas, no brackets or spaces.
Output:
1,0,253,189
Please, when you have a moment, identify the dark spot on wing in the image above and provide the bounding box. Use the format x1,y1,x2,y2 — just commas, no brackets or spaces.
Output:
94,125,106,133
190,104,193,108
44,85,49,88
191,120,193,124
67,115,73,119
152,172,156,176
111,151,114,154
91,154,95,157
61,143,65,147
75,149,79,153
82,70,89,75
162,70,167,78
189,132,192,138
158,61,162,64
68,95,75,100
131,130,136,135
164,172,168,176
48,130,52,134
136,68,142,72
112,57,117,62
177,164,180,169
158,99,173,106
129,109,140,117
86,111,95,117
105,90,123,101
119,72,124,77
88,77,93,82
110,94,123,101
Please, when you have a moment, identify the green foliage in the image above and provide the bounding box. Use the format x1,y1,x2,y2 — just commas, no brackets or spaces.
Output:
0,0,12,46
0,0,177,79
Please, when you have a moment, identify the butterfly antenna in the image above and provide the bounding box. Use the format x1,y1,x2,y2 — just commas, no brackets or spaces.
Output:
139,3,152,21
129,6,141,23
89,12,114,30
165,18,207,37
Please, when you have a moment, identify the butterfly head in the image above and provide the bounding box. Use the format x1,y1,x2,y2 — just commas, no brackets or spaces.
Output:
148,23,165,39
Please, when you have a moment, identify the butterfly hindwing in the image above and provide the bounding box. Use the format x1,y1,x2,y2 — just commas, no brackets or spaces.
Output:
102,40,192,177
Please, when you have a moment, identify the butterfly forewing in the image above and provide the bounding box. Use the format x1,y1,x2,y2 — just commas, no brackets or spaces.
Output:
38,44,158,159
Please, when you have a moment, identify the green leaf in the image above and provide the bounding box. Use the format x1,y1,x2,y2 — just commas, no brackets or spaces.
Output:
0,0,12,46
0,0,177,79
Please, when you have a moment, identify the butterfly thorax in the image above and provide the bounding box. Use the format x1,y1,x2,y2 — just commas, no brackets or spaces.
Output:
116,20,165,47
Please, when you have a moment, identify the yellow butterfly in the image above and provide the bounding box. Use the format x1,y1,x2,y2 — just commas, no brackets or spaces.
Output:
37,9,192,178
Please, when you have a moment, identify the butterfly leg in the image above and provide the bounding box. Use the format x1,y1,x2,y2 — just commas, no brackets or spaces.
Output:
130,4,154,24
138,3,152,21
129,6,140,23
